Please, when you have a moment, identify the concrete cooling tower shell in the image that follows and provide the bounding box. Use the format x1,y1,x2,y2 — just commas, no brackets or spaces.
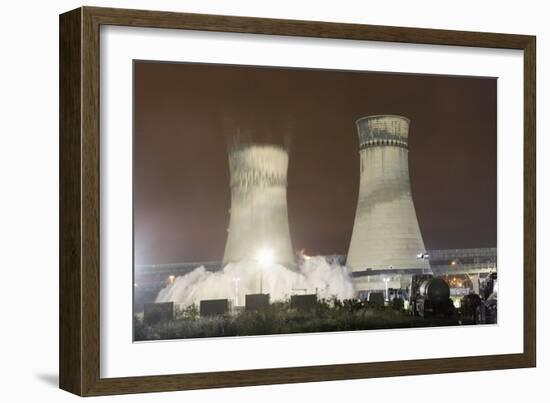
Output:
347,115,430,271
222,144,295,268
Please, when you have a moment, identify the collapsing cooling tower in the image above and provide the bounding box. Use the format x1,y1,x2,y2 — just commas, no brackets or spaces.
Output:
347,115,430,271
222,144,295,268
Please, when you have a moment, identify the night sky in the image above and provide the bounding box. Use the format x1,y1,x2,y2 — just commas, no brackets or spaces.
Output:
134,61,497,265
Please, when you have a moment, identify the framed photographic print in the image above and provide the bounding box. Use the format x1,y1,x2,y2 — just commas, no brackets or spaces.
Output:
59,6,536,396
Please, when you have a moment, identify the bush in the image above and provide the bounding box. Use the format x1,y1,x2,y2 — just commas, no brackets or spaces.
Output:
134,297,461,341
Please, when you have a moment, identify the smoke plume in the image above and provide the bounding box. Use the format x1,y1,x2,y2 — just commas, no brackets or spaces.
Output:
156,256,354,307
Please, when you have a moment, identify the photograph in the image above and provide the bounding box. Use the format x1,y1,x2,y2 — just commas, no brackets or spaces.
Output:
53,3,537,397
132,61,498,341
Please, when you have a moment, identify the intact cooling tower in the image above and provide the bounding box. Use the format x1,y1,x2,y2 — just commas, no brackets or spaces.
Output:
347,115,429,272
222,144,295,268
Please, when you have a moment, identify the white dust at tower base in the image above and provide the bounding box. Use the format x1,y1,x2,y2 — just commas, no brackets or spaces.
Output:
347,115,430,289
222,144,295,269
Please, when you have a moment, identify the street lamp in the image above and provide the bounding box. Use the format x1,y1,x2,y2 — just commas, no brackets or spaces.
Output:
231,277,241,306
255,248,274,294
416,252,430,260
383,277,390,302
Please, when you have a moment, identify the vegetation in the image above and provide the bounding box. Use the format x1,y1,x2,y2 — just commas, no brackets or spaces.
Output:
134,297,465,341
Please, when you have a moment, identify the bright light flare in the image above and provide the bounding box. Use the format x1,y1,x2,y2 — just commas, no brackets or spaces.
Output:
255,248,274,266
299,249,311,260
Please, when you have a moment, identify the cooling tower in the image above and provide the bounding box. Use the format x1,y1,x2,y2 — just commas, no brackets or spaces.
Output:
222,144,295,268
347,115,430,272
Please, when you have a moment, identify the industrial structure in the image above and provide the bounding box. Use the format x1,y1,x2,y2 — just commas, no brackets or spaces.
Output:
134,116,497,321
134,248,496,312
222,144,295,268
346,115,430,291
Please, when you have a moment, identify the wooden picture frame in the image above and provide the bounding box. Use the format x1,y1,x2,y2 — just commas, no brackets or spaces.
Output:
59,6,536,396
